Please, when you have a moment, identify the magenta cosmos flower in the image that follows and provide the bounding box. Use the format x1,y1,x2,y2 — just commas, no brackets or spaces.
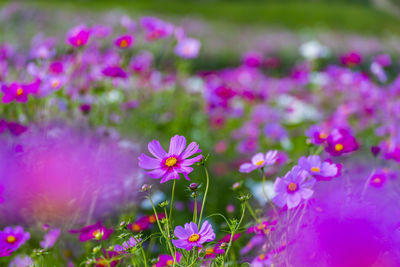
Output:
154,253,182,267
298,155,338,180
239,150,278,173
67,25,91,47
114,34,134,49
70,222,113,242
0,226,30,257
138,135,202,183
2,80,39,103
325,129,359,156
272,166,315,209
172,221,215,251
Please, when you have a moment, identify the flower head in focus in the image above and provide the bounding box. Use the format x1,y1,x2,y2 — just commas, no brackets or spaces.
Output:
138,135,202,183
172,221,215,251
298,155,338,180
0,226,30,257
325,129,359,156
239,150,278,173
273,166,315,209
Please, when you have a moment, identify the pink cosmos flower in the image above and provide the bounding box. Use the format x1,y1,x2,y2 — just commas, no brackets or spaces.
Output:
273,166,315,209
70,222,113,242
140,17,174,41
138,135,202,183
340,51,362,66
114,34,134,49
154,253,182,267
40,228,60,249
0,226,30,256
130,50,153,74
298,155,338,179
114,237,139,252
306,125,329,145
67,25,91,47
172,221,215,251
239,150,278,173
174,38,201,59
1,80,39,103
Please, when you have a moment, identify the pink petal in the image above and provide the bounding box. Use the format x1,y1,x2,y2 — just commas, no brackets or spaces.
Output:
148,140,167,159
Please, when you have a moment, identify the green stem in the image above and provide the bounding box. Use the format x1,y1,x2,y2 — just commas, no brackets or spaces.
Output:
148,196,177,264
224,203,246,262
169,179,176,222
198,166,210,227
193,196,197,224
245,201,260,223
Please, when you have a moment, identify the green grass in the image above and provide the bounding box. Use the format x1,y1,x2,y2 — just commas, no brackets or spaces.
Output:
11,0,400,35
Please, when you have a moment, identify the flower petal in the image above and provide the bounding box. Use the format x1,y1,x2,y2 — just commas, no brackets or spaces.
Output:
148,140,167,159
180,141,200,159
239,163,257,173
138,154,161,169
168,135,187,155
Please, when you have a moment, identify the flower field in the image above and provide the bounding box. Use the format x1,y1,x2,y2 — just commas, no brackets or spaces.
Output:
1,2,400,267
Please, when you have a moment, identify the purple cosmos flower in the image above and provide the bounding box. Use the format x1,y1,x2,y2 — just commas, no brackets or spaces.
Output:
130,50,153,74
70,222,113,242
102,66,127,79
340,51,362,66
239,150,278,173
172,221,215,251
369,169,391,188
272,166,315,209
174,38,201,59
298,155,338,180
305,125,329,145
138,135,203,183
251,253,273,267
0,226,30,256
1,80,39,103
67,25,91,47
140,17,174,41
154,253,182,267
114,34,134,49
40,228,60,249
242,51,263,68
8,254,34,266
114,237,139,252
325,129,359,156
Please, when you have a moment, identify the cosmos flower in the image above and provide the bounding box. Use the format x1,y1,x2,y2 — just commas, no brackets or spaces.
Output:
130,50,153,74
40,228,60,249
174,38,201,59
8,254,34,266
140,17,174,41
204,233,241,258
0,226,30,257
138,135,203,183
114,34,134,49
239,150,278,173
273,166,315,209
154,253,182,267
251,253,273,267
242,51,263,68
172,221,215,251
306,125,329,145
325,129,359,156
102,66,128,79
128,217,150,232
94,250,119,267
114,237,139,252
67,25,91,47
70,222,113,242
340,51,362,66
1,80,39,103
298,155,338,180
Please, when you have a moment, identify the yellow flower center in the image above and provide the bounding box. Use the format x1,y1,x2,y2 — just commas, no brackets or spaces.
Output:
319,133,328,139
6,235,16,243
257,224,264,230
188,233,200,242
166,259,174,265
51,79,60,88
77,39,82,45
165,157,177,167
335,144,344,151
132,224,141,231
92,229,103,239
287,182,298,192
255,160,264,166
311,167,320,172
16,88,23,96
148,215,156,223
205,248,214,255
372,177,381,184
259,253,266,260
120,40,128,47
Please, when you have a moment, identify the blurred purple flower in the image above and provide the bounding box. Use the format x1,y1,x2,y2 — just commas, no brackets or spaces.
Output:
70,222,112,242
40,228,60,249
239,150,278,173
